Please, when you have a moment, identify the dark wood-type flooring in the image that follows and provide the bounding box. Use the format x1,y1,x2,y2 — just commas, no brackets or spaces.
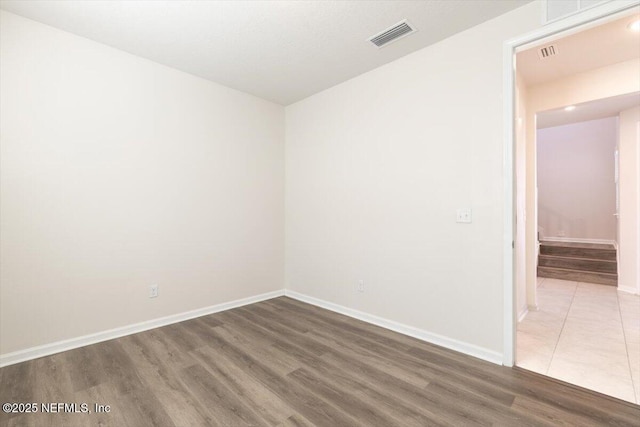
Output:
1,297,639,426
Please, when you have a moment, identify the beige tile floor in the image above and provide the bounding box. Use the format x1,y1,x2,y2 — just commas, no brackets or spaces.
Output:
517,277,640,404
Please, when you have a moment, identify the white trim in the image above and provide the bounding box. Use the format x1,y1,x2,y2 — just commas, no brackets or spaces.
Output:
516,1,639,54
502,25,516,368
285,290,503,365
542,0,616,26
518,306,529,323
540,237,617,246
0,289,285,368
637,120,640,294
618,286,639,295
502,0,640,367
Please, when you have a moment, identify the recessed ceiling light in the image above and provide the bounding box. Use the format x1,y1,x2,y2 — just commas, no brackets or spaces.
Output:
628,19,640,32
564,105,576,112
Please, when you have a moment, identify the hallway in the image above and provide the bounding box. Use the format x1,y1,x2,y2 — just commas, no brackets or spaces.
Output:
517,277,639,404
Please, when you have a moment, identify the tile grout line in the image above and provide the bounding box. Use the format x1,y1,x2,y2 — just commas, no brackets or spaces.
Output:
538,277,546,289
545,281,578,376
616,292,639,405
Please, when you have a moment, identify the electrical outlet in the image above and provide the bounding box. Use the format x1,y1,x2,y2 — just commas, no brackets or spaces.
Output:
357,280,365,293
456,208,472,223
149,284,159,298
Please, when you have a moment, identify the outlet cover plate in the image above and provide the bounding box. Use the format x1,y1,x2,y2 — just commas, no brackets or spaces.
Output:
456,208,472,223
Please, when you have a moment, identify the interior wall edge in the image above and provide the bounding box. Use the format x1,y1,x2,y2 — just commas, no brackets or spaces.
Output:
284,290,504,365
0,289,285,368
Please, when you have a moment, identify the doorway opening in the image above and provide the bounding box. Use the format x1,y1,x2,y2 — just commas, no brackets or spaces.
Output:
518,94,639,403
506,6,640,403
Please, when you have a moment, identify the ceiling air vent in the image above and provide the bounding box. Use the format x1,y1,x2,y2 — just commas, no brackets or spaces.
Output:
537,44,558,59
368,20,416,48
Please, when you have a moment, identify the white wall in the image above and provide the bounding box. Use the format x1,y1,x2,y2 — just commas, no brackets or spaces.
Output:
537,117,617,241
0,11,285,355
523,59,640,309
285,2,542,358
618,106,640,294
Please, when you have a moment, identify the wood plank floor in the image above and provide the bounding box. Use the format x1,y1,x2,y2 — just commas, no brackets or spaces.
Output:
1,297,639,426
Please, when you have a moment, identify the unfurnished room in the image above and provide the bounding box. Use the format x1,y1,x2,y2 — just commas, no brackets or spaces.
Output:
0,1,639,426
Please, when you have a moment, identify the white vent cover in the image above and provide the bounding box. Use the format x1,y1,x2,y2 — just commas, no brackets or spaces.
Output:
368,20,416,48
537,44,558,59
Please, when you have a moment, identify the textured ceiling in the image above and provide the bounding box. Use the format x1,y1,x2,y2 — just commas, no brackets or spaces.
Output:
0,0,532,105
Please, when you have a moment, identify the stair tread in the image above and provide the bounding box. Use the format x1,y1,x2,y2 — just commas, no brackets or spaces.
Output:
537,265,618,277
539,241,615,251
539,245,617,261
538,254,617,263
538,258,617,274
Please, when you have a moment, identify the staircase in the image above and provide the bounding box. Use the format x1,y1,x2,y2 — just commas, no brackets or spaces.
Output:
537,241,618,286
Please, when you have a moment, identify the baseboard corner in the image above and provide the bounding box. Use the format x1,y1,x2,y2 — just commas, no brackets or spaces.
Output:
518,306,529,322
617,286,639,295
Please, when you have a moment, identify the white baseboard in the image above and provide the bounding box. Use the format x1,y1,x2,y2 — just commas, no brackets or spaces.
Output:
518,306,529,322
0,289,285,368
284,290,503,365
540,237,616,246
618,286,639,295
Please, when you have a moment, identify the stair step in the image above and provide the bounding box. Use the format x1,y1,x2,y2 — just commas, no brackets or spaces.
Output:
537,266,617,286
539,241,615,250
539,243,616,261
538,255,617,274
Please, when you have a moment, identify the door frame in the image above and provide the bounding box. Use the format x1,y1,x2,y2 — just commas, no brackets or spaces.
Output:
636,120,640,293
502,0,640,367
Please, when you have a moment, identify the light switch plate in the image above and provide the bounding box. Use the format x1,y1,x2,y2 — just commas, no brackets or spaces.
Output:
456,208,472,223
